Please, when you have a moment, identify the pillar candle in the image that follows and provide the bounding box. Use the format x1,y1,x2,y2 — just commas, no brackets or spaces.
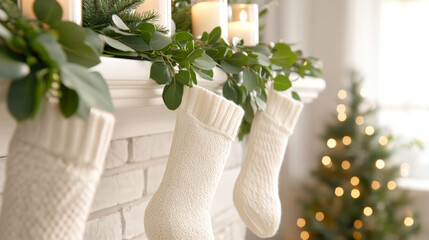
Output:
192,0,228,40
228,4,258,46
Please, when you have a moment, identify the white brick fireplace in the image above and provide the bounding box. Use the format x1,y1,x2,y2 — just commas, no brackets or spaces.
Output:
0,57,325,240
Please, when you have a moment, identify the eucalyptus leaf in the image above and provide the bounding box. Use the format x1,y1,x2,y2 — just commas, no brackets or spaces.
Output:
33,33,67,65
220,60,242,74
175,70,192,87
150,32,172,50
139,22,155,43
7,74,35,121
84,29,104,54
112,14,129,31
225,52,249,66
292,91,301,101
0,48,30,80
60,84,79,117
120,35,151,52
102,35,136,52
31,75,46,119
243,68,258,93
34,0,62,27
222,80,242,105
243,97,254,122
60,63,114,113
188,49,204,62
162,81,184,110
191,66,213,80
208,27,221,44
273,74,292,91
192,53,216,70
254,52,270,66
0,24,12,41
271,45,297,68
253,88,267,111
150,62,173,84
173,31,194,42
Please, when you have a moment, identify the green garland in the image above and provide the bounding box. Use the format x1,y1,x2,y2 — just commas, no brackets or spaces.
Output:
0,0,322,139
0,0,113,120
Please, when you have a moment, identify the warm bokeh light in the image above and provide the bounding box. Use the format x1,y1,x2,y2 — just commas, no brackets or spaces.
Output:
350,176,360,186
300,230,310,240
404,217,414,227
353,231,362,240
338,89,347,99
360,88,367,97
342,160,351,170
297,218,306,228
351,189,360,198
342,136,352,145
371,180,381,190
327,138,337,148
375,159,385,169
337,104,346,113
400,163,410,177
338,112,347,122
378,136,388,145
335,187,344,197
363,207,373,216
387,180,397,190
365,126,375,135
356,116,365,125
354,220,363,229
315,212,325,221
322,156,332,166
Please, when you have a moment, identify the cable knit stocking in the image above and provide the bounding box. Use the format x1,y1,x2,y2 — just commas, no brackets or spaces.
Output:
144,85,244,240
233,89,303,238
0,101,115,240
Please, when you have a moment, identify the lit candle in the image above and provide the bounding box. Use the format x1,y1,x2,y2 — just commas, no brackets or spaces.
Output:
136,0,172,36
20,0,82,25
228,4,258,46
192,0,228,40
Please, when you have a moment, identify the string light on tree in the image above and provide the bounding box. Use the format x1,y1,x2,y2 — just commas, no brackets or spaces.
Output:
342,160,351,170
353,231,362,240
297,218,306,228
351,189,360,199
404,217,415,227
365,126,375,135
363,206,373,216
335,187,344,197
387,181,397,190
375,159,385,169
342,136,352,145
337,104,346,113
327,138,337,148
338,89,347,99
338,112,347,122
354,220,363,229
350,176,360,186
356,116,365,125
322,156,332,167
400,163,411,177
300,230,310,240
379,136,388,145
371,180,381,190
315,212,325,221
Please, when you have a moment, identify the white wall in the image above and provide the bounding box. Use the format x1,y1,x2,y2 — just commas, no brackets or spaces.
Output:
248,0,429,239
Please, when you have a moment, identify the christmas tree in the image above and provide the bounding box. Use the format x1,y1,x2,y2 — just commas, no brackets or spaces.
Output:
298,74,421,240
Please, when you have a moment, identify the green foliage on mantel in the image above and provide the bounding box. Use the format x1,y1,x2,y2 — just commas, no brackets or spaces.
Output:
0,0,322,139
0,0,113,121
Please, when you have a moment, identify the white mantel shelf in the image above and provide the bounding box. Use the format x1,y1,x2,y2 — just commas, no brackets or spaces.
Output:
0,57,326,157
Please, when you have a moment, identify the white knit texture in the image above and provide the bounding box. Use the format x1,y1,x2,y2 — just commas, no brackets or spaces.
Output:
144,85,244,240
0,101,115,240
233,89,303,238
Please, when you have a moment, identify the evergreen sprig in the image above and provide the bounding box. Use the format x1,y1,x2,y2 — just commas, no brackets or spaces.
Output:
82,0,166,32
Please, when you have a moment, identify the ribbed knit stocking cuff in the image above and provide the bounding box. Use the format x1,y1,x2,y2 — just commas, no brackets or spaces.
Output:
12,100,115,170
180,85,244,139
264,89,304,134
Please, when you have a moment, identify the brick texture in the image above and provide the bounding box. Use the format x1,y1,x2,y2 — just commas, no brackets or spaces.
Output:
122,199,150,239
145,163,167,195
105,140,128,169
84,213,122,240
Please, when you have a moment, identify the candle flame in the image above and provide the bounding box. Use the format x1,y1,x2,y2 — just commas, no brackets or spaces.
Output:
240,10,248,22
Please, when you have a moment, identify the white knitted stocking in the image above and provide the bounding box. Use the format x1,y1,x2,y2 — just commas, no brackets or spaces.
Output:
0,102,115,240
233,89,303,238
144,86,244,240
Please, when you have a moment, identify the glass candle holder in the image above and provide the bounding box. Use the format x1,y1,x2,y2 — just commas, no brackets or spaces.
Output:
192,0,228,40
228,4,259,46
19,0,82,25
136,0,172,36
